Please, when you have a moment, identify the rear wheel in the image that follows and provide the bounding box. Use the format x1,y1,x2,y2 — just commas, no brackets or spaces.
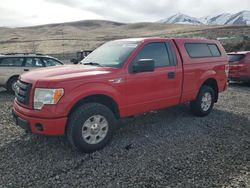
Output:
190,86,215,117
66,103,116,153
7,77,18,94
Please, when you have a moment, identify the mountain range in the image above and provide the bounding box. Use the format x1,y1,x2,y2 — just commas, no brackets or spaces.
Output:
158,10,250,25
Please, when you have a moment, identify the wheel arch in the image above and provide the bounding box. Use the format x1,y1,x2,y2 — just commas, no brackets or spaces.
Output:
6,75,19,89
200,78,219,102
68,94,120,120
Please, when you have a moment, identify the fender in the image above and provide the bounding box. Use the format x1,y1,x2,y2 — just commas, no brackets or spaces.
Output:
195,69,217,97
64,82,124,115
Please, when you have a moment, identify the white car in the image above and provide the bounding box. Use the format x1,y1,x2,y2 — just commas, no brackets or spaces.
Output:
0,53,63,93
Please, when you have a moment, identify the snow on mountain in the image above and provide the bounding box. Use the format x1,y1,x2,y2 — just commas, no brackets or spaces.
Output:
200,15,214,24
206,13,232,25
159,11,250,25
225,10,250,25
158,13,203,25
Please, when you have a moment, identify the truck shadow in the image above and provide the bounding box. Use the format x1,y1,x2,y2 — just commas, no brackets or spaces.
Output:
0,105,249,187
229,81,250,90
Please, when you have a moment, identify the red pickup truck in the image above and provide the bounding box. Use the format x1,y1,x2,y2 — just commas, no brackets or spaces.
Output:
12,38,228,152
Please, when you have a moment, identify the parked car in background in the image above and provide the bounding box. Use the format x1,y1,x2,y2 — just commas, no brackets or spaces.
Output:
0,53,64,93
228,51,250,83
12,38,228,152
70,50,93,64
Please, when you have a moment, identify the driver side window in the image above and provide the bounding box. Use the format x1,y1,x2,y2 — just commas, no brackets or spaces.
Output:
132,42,171,67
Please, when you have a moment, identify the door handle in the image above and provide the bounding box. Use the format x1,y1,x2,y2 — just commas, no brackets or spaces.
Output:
24,69,29,71
167,72,176,79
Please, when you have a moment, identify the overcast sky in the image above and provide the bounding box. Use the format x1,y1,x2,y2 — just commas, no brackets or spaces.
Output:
0,0,249,27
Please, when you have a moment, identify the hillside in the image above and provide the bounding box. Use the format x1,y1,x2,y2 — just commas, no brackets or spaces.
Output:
0,20,249,54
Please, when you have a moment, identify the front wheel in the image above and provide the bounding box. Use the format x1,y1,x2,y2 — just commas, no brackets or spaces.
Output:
7,77,18,94
190,86,215,117
66,103,116,153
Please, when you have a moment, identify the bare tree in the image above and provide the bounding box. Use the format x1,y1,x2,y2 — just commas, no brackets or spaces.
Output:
25,41,39,53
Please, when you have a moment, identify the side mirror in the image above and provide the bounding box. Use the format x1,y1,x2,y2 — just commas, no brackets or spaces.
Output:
70,58,79,64
132,59,155,73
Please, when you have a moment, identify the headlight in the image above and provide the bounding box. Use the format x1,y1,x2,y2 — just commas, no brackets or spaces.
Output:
34,88,64,110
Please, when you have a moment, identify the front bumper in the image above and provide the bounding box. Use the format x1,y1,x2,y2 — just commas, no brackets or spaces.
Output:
12,107,67,136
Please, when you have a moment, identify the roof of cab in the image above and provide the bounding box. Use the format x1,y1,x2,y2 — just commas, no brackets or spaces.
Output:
114,37,219,44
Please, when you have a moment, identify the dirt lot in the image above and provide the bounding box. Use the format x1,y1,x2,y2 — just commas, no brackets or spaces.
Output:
0,84,249,188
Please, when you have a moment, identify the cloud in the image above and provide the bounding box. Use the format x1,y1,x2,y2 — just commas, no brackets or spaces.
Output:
45,0,250,22
0,0,249,26
45,0,175,22
0,0,103,27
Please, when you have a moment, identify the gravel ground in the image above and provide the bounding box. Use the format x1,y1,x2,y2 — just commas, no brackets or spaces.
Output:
0,84,249,188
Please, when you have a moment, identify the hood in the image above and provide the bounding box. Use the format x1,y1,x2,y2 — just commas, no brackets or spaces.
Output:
20,65,119,84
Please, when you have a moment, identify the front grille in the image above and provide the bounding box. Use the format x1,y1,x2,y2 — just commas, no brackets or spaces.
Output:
15,80,32,106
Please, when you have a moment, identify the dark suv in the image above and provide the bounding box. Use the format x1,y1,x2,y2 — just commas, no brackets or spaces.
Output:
0,53,63,93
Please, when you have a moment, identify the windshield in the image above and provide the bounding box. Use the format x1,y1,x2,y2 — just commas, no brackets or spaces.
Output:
81,40,139,68
228,54,245,63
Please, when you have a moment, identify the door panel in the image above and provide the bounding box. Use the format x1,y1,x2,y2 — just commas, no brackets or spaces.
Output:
124,66,181,116
123,41,182,116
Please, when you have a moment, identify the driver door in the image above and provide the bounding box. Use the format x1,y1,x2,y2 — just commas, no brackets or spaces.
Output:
124,41,181,116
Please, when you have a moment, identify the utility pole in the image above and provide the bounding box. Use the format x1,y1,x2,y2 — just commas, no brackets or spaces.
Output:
61,29,65,60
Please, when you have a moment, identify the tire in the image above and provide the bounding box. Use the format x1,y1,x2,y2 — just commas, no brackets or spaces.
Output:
7,77,18,94
190,85,215,117
66,103,116,153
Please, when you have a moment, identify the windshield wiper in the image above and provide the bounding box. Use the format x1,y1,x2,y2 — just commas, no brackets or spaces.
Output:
83,62,102,66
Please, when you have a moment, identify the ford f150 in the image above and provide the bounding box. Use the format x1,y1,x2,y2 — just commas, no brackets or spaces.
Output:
12,38,228,152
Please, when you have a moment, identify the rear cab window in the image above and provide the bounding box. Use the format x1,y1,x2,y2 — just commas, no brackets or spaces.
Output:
208,44,221,57
185,43,221,58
